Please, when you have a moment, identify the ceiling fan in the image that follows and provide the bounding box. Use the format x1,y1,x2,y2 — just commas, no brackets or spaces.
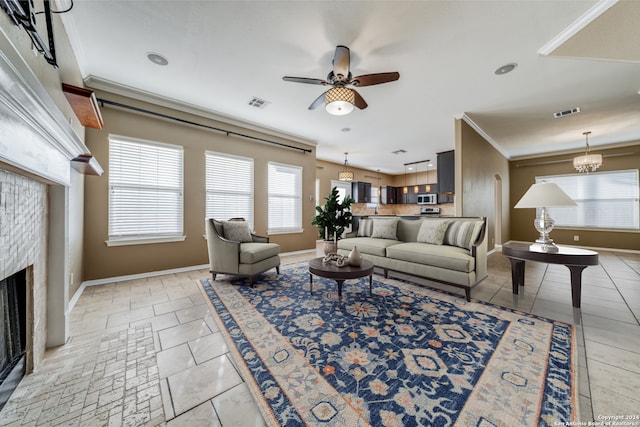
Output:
282,45,400,115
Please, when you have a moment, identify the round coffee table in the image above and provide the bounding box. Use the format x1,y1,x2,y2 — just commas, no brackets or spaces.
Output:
308,257,375,298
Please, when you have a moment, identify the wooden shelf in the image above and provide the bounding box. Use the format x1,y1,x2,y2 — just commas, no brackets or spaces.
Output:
62,83,104,129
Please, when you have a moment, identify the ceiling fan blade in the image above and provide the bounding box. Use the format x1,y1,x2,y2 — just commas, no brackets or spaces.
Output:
308,90,330,110
283,76,329,85
352,90,368,110
332,45,350,81
351,72,400,87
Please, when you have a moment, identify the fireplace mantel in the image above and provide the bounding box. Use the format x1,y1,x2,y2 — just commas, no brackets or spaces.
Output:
0,26,94,185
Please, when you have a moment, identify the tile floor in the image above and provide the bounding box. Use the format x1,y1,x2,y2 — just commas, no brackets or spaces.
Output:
0,245,639,425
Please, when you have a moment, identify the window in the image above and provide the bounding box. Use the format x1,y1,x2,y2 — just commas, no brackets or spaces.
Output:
537,170,639,230
108,135,184,245
268,162,302,233
206,152,254,229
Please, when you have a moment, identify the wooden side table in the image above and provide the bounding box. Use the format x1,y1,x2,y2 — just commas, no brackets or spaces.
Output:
502,242,598,308
308,257,375,298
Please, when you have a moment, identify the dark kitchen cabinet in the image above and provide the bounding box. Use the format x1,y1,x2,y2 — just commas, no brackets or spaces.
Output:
395,186,416,204
351,181,371,203
437,150,455,194
380,186,397,204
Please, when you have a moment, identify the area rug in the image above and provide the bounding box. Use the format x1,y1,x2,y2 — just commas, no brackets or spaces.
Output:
198,262,579,427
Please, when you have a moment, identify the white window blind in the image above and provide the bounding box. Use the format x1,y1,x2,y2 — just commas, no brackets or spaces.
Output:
537,169,639,230
205,151,254,229
108,136,184,241
268,162,302,233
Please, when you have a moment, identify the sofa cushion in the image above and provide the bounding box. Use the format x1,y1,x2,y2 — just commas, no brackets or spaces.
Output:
371,218,399,240
385,242,475,273
337,237,401,257
239,242,280,264
444,220,483,250
357,218,374,237
417,219,450,245
223,221,253,243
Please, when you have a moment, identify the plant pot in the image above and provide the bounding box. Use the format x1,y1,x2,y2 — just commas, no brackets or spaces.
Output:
324,241,338,255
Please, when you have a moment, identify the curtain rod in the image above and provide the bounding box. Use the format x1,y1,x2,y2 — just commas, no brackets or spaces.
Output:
97,98,313,154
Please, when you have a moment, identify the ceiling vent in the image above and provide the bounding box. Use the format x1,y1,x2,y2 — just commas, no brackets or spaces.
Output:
248,97,270,109
392,149,407,154
553,107,580,118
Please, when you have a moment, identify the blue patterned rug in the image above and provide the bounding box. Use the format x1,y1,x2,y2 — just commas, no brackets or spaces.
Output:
199,262,578,427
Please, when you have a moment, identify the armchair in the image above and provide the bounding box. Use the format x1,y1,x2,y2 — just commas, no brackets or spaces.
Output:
205,218,280,286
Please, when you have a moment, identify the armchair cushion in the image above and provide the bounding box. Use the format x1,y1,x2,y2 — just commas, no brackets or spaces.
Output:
239,242,281,264
222,220,253,243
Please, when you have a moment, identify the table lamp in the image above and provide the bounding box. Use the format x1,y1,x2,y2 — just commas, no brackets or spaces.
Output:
514,181,577,252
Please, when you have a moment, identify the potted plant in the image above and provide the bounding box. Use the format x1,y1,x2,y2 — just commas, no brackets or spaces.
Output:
312,187,354,254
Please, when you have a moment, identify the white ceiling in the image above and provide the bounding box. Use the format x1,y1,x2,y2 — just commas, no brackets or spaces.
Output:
58,0,640,174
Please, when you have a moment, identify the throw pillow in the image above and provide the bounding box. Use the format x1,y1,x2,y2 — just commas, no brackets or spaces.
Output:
370,218,399,240
357,219,374,237
444,220,483,250
222,221,253,243
417,220,451,245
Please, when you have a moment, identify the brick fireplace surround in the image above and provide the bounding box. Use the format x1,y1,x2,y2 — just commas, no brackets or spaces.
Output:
0,169,47,374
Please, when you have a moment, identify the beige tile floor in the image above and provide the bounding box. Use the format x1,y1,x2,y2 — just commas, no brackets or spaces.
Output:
0,245,639,425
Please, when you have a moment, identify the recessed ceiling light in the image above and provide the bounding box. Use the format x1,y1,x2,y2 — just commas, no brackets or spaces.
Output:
146,52,168,66
494,63,517,75
341,127,351,132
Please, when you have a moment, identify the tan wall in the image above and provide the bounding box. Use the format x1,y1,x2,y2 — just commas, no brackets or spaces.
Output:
457,120,511,249
509,142,640,251
82,92,317,280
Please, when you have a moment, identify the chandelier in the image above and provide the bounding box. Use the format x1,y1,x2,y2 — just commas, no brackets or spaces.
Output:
325,87,355,116
573,131,602,173
338,152,354,181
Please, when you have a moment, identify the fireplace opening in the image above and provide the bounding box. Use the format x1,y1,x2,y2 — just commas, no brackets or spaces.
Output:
0,268,27,411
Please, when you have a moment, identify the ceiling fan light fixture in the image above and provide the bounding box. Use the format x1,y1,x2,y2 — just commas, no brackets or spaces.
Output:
325,87,355,115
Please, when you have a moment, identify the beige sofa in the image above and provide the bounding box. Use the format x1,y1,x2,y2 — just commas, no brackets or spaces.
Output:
337,216,487,301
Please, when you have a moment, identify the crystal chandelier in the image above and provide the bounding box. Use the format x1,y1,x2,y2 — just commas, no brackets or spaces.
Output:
573,131,602,173
338,152,354,181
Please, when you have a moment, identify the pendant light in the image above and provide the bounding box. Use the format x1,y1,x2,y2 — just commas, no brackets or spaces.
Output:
338,152,354,181
573,131,602,173
414,165,419,193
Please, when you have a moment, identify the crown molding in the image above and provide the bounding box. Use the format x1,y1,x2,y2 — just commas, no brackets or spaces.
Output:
538,0,618,56
84,75,317,147
459,114,512,159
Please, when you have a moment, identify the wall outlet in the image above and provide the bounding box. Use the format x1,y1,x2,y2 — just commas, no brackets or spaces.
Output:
573,235,580,241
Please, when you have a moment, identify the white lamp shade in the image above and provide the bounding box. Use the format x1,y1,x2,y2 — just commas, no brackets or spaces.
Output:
514,182,577,208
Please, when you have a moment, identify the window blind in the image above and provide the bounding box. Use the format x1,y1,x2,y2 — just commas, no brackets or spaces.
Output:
205,151,254,229
109,136,183,239
268,162,302,233
537,169,639,230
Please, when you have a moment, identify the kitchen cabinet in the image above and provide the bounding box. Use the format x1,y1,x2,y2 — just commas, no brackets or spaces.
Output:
395,186,417,204
380,186,397,204
351,181,371,203
437,150,455,194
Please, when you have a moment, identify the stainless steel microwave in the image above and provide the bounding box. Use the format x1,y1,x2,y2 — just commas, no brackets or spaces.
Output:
417,193,437,205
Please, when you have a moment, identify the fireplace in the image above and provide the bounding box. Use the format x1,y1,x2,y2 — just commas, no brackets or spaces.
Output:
0,269,27,411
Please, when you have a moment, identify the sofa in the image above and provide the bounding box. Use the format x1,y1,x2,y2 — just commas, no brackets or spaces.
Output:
205,218,280,286
337,216,488,301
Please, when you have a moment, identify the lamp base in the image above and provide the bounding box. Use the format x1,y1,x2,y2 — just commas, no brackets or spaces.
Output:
530,239,559,252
